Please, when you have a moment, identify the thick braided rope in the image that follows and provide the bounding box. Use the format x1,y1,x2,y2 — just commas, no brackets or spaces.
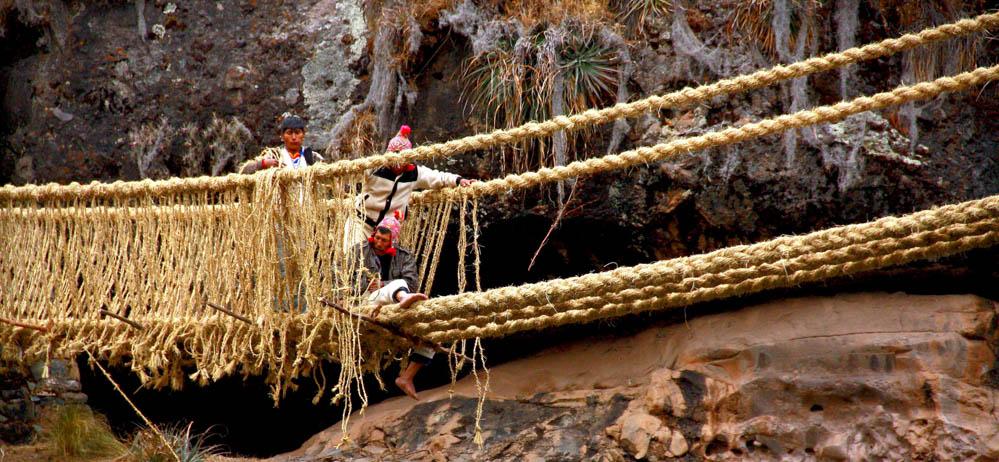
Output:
375,194,999,340
412,221,998,341
383,194,999,320
387,195,999,321
422,230,999,342
413,65,999,203
2,12,997,202
395,217,998,332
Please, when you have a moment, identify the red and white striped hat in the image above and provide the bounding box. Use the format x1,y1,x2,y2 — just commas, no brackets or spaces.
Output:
386,125,412,152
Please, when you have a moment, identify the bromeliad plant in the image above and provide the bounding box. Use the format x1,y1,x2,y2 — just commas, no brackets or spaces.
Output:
128,422,222,462
560,34,620,114
461,21,621,172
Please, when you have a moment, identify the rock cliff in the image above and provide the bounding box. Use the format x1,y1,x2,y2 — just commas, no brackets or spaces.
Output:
275,293,999,461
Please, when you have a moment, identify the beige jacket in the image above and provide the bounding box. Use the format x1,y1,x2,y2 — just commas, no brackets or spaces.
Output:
360,165,462,229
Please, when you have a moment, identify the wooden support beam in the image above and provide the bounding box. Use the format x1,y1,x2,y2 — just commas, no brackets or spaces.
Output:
319,297,473,362
0,316,48,332
205,301,254,325
99,310,144,331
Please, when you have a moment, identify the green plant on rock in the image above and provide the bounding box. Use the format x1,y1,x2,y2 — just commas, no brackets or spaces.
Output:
128,422,221,462
560,35,619,114
461,22,621,172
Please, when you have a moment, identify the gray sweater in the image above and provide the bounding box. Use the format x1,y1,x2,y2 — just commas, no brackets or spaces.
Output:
355,241,420,295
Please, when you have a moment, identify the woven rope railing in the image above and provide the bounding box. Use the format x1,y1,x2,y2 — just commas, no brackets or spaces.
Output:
380,194,999,342
1,11,997,202
412,64,999,202
6,63,998,222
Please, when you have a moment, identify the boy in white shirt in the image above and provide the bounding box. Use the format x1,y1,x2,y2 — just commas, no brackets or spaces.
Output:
239,115,322,173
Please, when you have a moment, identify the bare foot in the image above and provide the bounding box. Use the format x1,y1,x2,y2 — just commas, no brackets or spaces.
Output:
395,376,419,400
397,292,428,310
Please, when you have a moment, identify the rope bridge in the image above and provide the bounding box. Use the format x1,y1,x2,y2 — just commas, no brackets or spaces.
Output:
1,12,998,426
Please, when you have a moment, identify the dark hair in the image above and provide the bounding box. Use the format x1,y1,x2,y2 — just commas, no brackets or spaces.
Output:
280,115,306,131
375,226,392,235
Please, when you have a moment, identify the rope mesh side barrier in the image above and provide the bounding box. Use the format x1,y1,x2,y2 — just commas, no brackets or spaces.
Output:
7,194,996,347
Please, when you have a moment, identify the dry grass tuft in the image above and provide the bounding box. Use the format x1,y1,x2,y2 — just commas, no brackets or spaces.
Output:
480,0,614,27
42,404,127,460
335,107,379,161
180,114,254,176
129,117,175,180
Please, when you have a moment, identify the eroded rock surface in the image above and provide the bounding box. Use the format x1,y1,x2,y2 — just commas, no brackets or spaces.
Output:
273,293,999,461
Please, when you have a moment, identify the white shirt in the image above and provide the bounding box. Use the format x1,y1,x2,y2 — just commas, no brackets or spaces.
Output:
279,148,309,170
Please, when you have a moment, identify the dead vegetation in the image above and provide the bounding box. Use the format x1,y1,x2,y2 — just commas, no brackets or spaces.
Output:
180,115,254,177
128,116,174,180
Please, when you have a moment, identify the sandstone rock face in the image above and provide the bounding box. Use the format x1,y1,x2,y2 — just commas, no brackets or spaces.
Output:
273,293,999,461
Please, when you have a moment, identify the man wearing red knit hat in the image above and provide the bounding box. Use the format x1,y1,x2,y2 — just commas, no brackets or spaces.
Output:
350,125,477,242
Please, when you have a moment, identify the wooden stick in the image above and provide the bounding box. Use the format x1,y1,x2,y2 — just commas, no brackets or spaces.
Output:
99,310,144,331
0,316,48,332
205,301,253,325
319,297,472,361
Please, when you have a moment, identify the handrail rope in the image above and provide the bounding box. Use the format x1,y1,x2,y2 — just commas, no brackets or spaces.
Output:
0,198,355,218
2,11,997,202
411,65,999,203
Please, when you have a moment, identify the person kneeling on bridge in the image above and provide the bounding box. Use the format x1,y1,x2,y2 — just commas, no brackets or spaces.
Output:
355,216,432,400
